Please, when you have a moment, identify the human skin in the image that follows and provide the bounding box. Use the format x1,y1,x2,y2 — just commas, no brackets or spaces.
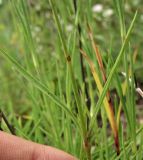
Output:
0,131,77,160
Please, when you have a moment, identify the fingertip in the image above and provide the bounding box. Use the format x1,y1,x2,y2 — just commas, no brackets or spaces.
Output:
0,131,78,160
35,145,77,160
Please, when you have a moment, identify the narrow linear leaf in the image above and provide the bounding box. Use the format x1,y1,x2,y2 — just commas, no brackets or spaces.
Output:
49,0,86,135
90,11,138,129
117,47,138,127
0,49,79,129
81,50,118,140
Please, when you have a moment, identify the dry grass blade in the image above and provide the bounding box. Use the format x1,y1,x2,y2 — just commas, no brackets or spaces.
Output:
80,49,120,154
87,25,107,83
87,25,112,102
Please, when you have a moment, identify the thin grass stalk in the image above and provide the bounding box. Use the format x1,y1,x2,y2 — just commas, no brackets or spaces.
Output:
87,25,120,154
129,46,137,153
48,0,90,159
81,50,119,154
87,25,114,112
88,11,137,156
0,49,79,129
108,47,129,129
87,25,106,83
73,1,91,158
0,109,15,135
116,48,138,128
114,0,137,153
73,0,91,111
10,0,39,75
90,10,137,130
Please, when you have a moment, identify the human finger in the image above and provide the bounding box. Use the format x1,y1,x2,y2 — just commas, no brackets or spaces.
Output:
0,131,77,160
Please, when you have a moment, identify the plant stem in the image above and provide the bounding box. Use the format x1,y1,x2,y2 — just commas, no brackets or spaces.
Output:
73,1,91,159
49,0,86,136
73,0,91,111
0,109,15,135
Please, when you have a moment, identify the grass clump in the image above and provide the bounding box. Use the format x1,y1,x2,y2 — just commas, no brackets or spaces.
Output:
0,0,143,159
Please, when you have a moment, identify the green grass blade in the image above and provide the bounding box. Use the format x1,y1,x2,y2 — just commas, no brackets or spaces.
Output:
0,49,79,129
90,10,138,129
